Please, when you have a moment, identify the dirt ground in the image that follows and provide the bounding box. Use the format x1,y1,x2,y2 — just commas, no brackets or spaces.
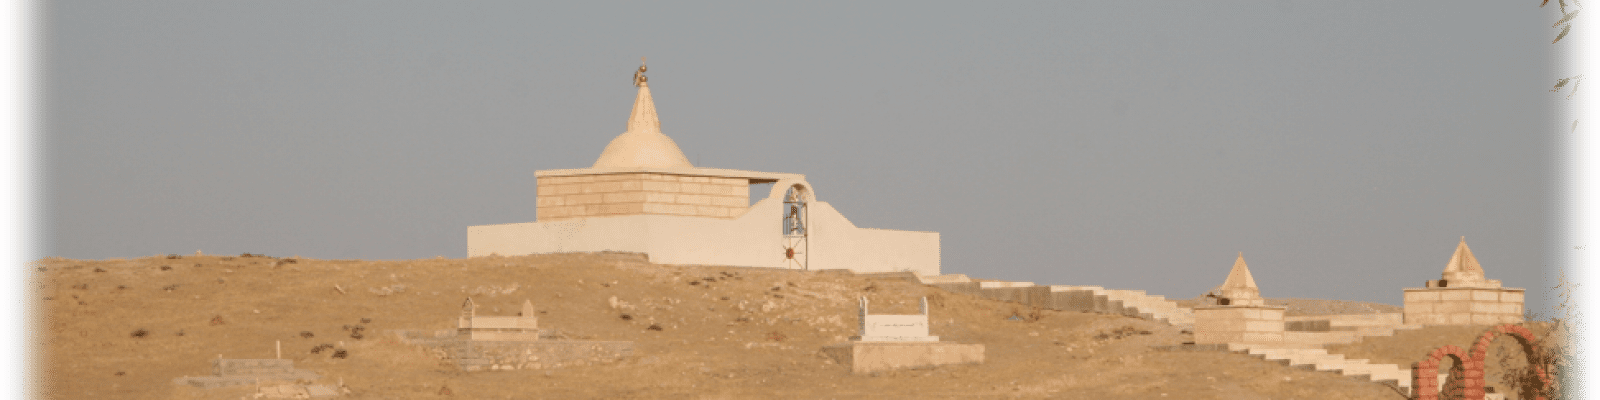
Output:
31,252,1545,399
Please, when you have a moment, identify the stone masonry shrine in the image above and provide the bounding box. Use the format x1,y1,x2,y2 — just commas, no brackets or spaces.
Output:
468,62,941,275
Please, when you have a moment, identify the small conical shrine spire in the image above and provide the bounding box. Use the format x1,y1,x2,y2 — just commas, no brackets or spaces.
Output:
593,58,693,169
1442,236,1486,283
521,300,536,317
626,62,661,134
1216,252,1262,304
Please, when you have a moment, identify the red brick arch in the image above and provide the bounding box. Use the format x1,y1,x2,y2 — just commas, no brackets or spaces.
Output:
1411,345,1469,400
1410,324,1551,400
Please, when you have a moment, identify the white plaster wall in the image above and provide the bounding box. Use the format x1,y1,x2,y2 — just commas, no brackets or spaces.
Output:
467,217,651,256
807,201,941,275
467,178,940,275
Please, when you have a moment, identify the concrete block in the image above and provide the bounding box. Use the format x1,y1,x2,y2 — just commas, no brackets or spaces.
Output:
819,340,979,374
677,194,711,205
642,192,675,203
1405,290,1440,302
1435,301,1471,314
599,203,644,215
1471,290,1498,302
570,194,604,205
1407,303,1433,314
681,183,704,194
641,181,680,192
603,192,646,203
1471,314,1500,325
1440,290,1470,301
1447,313,1471,325
1502,291,1524,303
555,184,582,195
1470,302,1499,314
1261,309,1284,320
1241,331,1283,343
1245,321,1282,332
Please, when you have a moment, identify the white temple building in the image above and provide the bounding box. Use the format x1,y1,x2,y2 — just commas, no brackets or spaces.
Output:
467,62,940,275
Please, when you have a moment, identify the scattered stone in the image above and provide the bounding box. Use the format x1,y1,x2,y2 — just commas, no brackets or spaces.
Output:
438,386,452,395
72,284,87,290
331,349,348,359
647,324,663,331
93,267,105,273
620,314,633,321
165,254,181,259
360,318,372,324
299,331,314,339
159,265,172,271
116,285,128,290
175,330,185,336
163,285,178,292
130,329,148,338
310,344,334,354
114,371,124,376
210,315,226,326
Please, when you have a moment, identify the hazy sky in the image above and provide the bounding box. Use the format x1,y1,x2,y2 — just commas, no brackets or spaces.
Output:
41,2,1566,313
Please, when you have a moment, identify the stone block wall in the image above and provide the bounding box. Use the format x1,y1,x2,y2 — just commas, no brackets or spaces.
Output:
1193,306,1285,345
536,173,750,221
1403,288,1524,325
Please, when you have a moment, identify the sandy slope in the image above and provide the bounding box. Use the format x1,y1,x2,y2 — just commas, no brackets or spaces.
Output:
34,252,1498,399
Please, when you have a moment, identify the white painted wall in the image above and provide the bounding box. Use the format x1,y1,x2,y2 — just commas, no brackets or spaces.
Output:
467,178,940,275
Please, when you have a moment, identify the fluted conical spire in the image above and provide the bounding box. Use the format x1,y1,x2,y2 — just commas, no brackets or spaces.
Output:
1215,252,1262,304
1442,236,1486,283
592,65,694,169
625,82,662,134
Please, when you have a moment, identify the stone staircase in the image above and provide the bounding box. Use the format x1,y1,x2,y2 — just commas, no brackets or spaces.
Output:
1229,343,1414,395
913,273,1427,396
1056,286,1195,330
915,275,1195,330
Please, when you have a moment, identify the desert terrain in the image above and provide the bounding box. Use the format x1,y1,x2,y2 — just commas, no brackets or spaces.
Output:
33,252,1552,399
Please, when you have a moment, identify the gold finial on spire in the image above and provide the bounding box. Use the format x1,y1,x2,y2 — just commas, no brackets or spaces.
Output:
633,57,648,87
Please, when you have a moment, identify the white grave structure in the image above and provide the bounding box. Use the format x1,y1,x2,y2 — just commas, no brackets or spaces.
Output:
852,297,938,342
458,298,541,341
467,61,940,275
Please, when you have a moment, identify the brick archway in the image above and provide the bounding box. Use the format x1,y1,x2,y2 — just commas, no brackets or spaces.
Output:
1465,324,1550,400
1411,324,1551,400
1412,345,1469,400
